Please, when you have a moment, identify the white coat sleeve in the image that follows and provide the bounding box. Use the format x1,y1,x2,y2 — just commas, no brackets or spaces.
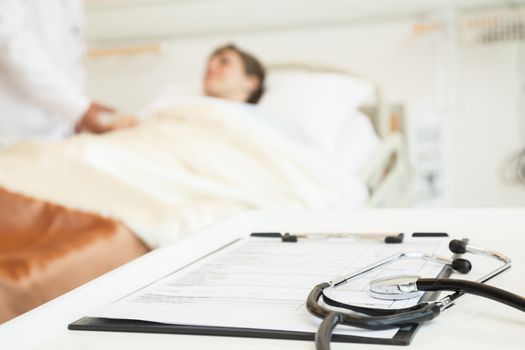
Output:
0,1,90,122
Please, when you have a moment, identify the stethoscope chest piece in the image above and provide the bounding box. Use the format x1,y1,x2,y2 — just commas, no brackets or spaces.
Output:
369,275,421,300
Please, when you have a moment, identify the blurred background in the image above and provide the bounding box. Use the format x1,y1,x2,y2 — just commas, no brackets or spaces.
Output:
83,0,525,208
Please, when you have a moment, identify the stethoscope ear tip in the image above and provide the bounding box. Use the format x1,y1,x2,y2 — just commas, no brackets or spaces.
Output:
449,240,467,254
448,240,472,273
452,258,472,274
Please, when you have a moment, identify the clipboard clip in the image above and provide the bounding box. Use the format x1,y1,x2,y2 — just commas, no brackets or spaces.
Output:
250,232,405,244
250,232,298,242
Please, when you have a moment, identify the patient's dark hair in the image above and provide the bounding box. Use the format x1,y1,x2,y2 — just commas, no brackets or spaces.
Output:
211,44,266,104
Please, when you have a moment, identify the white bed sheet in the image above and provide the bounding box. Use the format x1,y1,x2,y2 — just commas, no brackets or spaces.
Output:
331,110,381,177
0,99,368,247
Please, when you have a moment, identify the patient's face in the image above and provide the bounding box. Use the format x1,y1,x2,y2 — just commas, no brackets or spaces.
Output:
203,49,256,102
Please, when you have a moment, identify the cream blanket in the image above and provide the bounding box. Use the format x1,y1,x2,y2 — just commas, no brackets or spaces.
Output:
0,101,366,247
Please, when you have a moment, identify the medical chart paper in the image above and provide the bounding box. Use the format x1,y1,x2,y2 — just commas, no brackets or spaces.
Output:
85,235,450,340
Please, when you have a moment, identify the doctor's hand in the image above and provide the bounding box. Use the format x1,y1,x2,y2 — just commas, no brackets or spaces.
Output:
75,102,138,134
75,102,117,134
104,115,139,131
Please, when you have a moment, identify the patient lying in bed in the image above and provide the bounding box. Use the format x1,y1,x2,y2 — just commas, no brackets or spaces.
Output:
0,44,370,248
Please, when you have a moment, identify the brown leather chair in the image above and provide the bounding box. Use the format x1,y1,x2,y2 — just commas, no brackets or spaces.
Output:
0,187,150,323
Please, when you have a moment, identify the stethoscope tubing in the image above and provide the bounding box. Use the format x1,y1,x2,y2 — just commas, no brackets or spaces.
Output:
315,312,341,350
309,277,525,350
416,278,525,312
309,241,522,350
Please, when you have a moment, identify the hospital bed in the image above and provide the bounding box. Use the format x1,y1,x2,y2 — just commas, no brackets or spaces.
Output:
264,63,411,207
0,62,411,323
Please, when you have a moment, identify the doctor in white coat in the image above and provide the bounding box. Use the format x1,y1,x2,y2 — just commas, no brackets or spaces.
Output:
0,0,134,147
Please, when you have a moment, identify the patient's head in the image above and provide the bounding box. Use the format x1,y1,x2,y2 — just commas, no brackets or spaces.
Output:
203,44,265,104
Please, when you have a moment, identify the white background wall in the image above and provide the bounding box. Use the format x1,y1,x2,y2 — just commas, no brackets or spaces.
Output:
84,1,525,207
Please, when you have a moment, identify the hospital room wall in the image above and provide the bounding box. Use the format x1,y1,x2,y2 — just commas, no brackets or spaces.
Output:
85,18,525,207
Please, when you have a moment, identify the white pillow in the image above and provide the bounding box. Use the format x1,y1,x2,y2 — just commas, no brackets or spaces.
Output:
258,70,375,153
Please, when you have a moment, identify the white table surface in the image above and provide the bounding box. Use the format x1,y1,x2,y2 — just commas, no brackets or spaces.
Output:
1,208,524,350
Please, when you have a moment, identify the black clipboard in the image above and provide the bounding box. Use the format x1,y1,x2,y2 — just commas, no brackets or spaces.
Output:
69,232,454,346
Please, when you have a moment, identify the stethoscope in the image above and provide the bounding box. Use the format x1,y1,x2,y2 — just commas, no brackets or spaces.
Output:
306,239,525,350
